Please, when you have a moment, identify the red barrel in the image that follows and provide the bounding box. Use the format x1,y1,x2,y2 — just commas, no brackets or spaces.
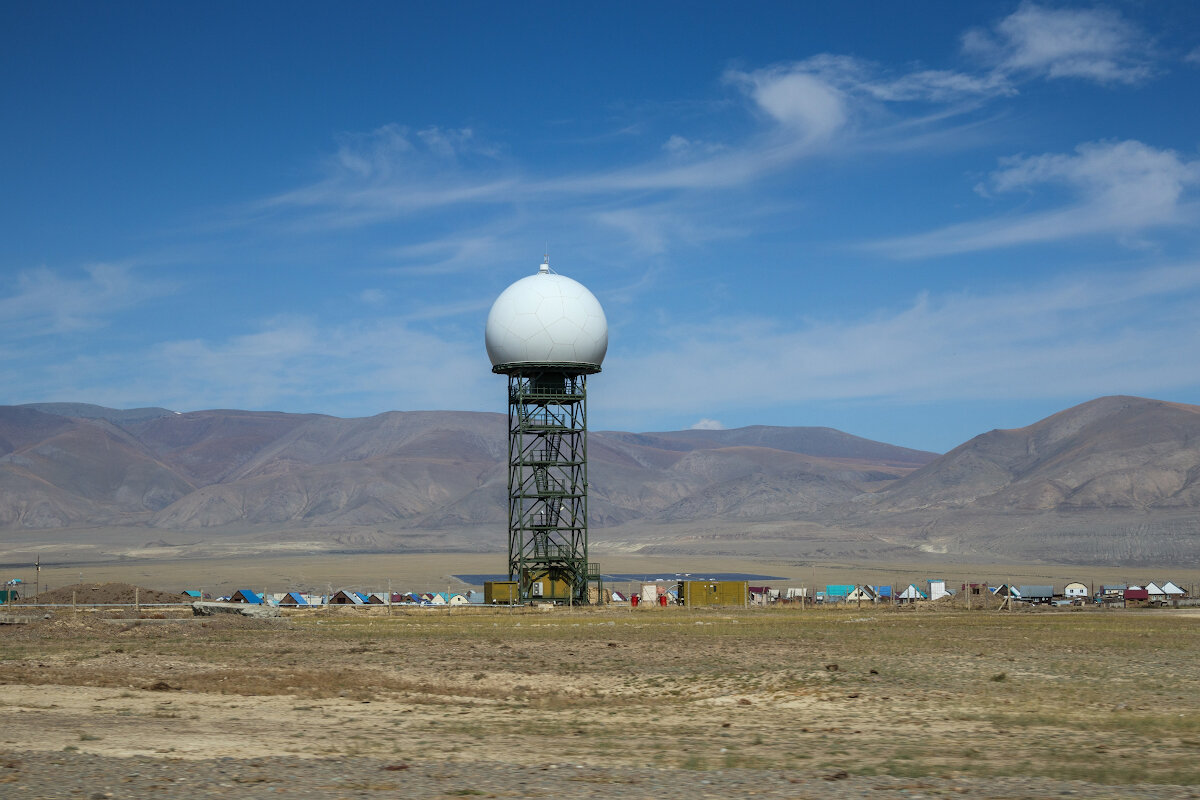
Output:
631,594,639,607
658,594,667,607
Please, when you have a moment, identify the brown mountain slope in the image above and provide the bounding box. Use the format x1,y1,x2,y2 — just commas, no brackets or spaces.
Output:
0,410,194,525
0,406,76,456
0,405,927,535
4,397,1199,565
871,396,1200,512
220,411,507,482
840,396,1200,564
151,456,497,529
600,425,933,468
127,410,326,485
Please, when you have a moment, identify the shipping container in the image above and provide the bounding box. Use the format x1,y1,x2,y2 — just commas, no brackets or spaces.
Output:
484,581,519,604
676,580,748,607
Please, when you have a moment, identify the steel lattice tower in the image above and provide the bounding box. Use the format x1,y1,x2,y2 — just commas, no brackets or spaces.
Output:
485,258,608,604
503,367,596,602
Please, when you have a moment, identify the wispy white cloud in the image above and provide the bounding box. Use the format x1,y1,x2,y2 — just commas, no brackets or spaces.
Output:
663,134,691,154
872,140,1200,258
596,263,1200,417
14,261,1199,422
358,288,387,306
256,123,517,229
774,54,1012,105
725,64,848,141
331,123,413,178
386,234,510,275
241,3,1164,265
690,418,726,430
398,297,494,323
329,124,497,179
963,1,1153,84
661,134,725,157
0,263,175,338
15,314,493,415
256,54,1003,232
591,202,743,256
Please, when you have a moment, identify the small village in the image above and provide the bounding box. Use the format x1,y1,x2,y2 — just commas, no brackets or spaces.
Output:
181,577,1197,610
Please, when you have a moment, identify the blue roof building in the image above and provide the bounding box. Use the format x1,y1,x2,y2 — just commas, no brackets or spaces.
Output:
825,584,855,600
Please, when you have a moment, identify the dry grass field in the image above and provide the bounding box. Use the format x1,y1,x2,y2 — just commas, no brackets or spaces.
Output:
2,601,1199,797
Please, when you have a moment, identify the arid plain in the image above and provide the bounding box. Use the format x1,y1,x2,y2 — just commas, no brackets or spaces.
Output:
3,551,1200,799
4,398,1200,796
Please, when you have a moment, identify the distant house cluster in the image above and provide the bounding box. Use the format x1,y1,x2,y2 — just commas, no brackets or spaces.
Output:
210,589,489,607
1095,582,1188,607
189,578,1193,610
761,579,1192,608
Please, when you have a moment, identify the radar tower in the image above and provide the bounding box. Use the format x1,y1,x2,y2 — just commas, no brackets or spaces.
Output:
485,257,608,603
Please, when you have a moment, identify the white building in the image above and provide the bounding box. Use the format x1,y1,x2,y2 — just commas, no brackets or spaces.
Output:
1063,582,1089,599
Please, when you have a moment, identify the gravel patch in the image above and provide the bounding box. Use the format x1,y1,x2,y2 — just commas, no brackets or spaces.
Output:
2,752,1198,800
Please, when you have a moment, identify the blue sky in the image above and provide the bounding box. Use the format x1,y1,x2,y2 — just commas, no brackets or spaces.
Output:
3,1,1200,452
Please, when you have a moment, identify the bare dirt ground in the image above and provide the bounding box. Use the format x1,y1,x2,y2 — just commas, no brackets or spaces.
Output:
2,602,1199,798
11,582,187,605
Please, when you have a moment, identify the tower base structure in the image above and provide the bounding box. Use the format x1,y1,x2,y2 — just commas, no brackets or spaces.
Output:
499,363,602,603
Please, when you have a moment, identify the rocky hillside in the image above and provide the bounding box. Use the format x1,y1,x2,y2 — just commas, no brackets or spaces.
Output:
843,396,1200,564
869,396,1200,513
5,396,1200,565
0,404,933,532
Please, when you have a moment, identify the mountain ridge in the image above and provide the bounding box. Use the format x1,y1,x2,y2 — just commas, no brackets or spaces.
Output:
4,396,1199,566
0,404,931,534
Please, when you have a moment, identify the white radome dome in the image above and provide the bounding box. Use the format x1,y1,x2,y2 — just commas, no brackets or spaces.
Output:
485,259,608,371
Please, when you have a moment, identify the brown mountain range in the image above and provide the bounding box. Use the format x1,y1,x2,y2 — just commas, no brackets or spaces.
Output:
2,396,1198,565
835,396,1200,564
0,404,931,532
